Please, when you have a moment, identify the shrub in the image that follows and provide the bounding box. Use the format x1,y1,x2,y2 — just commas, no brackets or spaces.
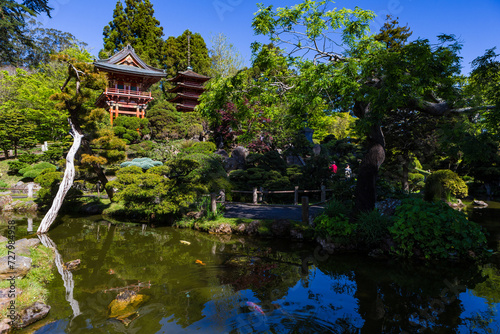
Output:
18,153,40,164
389,198,488,260
7,160,29,175
314,199,354,240
424,169,468,201
0,181,7,188
355,210,391,248
180,141,216,156
18,162,57,180
120,158,163,170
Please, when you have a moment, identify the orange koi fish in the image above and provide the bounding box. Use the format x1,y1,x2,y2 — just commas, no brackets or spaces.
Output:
195,259,206,266
246,301,265,315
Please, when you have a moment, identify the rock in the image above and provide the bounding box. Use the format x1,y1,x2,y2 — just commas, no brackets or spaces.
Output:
11,200,38,213
0,288,22,310
108,291,148,325
317,238,335,253
214,149,229,159
246,221,261,235
63,259,81,271
0,255,32,279
2,205,13,212
14,238,40,256
231,146,248,169
0,196,12,211
210,223,232,234
0,318,11,334
186,210,205,219
233,223,247,234
375,199,402,216
290,229,304,240
0,236,7,243
271,219,291,238
225,256,261,267
473,200,488,207
368,249,387,260
15,302,50,328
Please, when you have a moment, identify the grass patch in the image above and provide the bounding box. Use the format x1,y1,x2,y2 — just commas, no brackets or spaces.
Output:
0,243,55,318
0,160,24,188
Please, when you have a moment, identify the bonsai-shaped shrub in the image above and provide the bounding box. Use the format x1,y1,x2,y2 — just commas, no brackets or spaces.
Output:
120,158,163,170
424,169,468,201
18,162,57,179
7,160,29,175
35,169,82,209
18,153,40,164
389,198,488,260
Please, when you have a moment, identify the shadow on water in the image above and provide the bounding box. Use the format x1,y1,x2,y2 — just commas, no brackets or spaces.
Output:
0,203,500,333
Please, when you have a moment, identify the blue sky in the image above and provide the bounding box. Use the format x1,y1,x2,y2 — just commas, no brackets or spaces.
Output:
39,0,500,74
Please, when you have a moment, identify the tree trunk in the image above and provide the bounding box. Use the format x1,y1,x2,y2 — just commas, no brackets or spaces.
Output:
354,125,386,213
401,152,409,193
37,119,83,234
80,140,114,200
3,149,8,159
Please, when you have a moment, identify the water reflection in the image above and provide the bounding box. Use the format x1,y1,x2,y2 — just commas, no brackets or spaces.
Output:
0,207,499,333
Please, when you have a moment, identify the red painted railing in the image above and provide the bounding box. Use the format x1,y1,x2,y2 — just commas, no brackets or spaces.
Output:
106,87,151,97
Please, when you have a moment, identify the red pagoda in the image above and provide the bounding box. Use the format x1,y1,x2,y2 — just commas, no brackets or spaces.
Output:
94,45,166,124
167,66,210,112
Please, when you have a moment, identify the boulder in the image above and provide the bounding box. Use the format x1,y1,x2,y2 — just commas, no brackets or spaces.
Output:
63,259,81,271
0,318,11,334
15,302,50,328
0,196,12,211
233,223,247,234
0,288,22,310
14,238,40,256
210,223,232,234
473,200,488,207
290,229,304,240
0,236,7,243
0,255,32,279
214,149,229,159
230,146,248,169
271,219,291,238
246,221,261,235
108,290,148,325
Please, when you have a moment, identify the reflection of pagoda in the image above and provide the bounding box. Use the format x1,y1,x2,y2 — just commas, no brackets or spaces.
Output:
95,45,166,124
167,67,210,112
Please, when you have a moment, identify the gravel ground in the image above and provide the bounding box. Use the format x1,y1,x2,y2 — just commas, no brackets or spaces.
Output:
223,203,324,221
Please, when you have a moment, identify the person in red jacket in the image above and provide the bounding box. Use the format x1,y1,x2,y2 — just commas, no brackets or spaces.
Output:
329,161,337,174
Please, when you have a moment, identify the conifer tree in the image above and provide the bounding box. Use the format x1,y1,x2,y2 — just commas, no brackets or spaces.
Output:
99,0,164,67
163,30,211,77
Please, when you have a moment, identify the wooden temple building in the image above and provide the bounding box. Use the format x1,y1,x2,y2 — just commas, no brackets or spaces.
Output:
94,45,167,124
167,66,210,112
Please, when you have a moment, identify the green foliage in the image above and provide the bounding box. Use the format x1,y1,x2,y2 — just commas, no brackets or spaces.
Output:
7,160,29,175
163,30,211,77
147,103,204,141
314,199,354,239
389,198,488,260
179,141,216,156
113,116,149,144
424,169,468,201
120,157,163,170
18,153,40,164
355,210,391,247
0,181,7,188
100,0,164,67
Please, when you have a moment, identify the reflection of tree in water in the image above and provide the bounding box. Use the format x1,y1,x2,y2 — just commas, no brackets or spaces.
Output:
318,255,486,333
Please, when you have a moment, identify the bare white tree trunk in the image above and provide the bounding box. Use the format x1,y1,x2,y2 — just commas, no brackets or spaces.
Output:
38,233,81,318
37,119,83,234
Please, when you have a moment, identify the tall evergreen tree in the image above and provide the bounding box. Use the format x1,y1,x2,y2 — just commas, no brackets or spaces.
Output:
99,0,164,67
163,30,211,77
0,0,52,64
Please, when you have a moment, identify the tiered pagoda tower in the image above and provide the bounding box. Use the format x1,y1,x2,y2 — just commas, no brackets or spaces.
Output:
167,67,210,112
94,45,166,124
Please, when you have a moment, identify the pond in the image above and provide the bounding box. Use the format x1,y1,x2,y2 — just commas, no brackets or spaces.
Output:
2,202,500,333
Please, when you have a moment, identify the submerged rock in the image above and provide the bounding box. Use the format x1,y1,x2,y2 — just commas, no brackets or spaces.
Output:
63,259,81,271
473,200,488,207
108,290,148,325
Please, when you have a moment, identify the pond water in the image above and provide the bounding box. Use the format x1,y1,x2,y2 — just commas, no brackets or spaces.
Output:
2,202,500,333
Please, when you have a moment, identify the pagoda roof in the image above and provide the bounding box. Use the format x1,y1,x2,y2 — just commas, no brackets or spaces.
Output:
94,45,167,79
168,82,205,93
169,94,200,103
167,69,210,82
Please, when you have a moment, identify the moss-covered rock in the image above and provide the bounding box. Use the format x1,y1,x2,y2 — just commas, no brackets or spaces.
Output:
424,169,468,201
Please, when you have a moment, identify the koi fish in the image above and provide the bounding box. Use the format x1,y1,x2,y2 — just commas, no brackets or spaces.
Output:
180,240,191,245
246,301,265,315
195,259,206,266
